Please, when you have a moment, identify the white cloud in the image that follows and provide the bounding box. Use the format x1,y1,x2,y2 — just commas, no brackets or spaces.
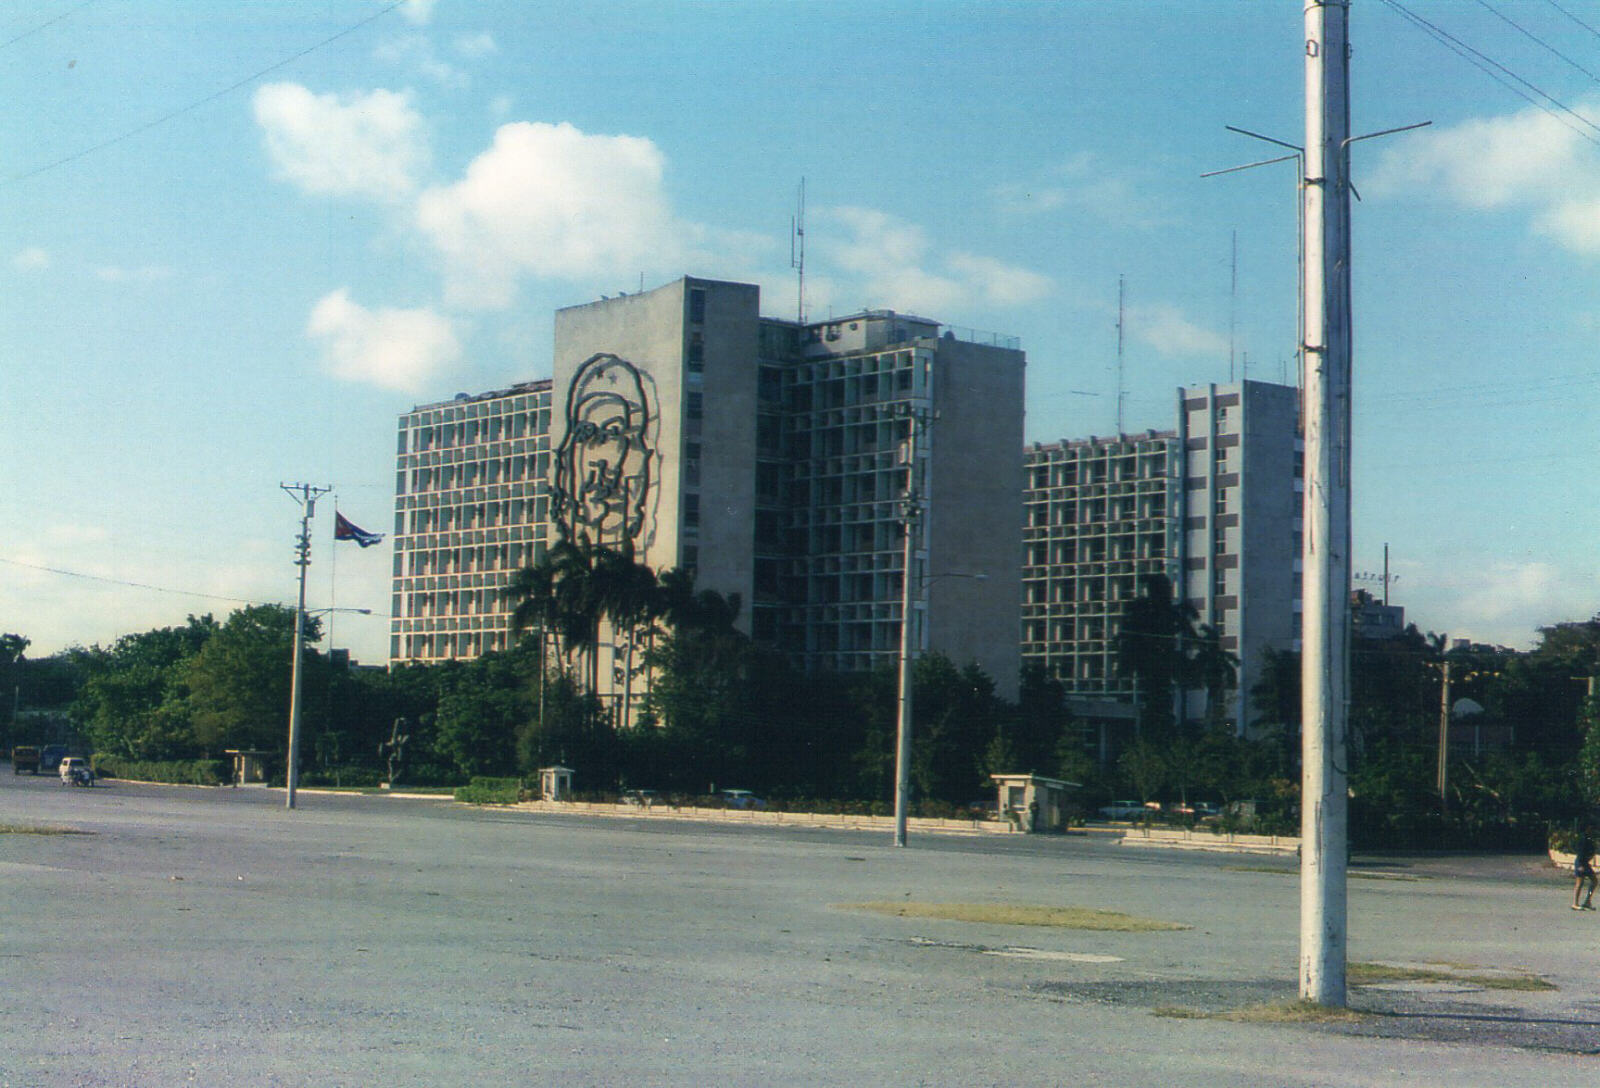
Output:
400,0,437,25
995,152,1167,228
1129,303,1228,358
1416,559,1600,650
374,34,466,88
1370,100,1600,255
819,206,1052,314
454,32,497,58
12,247,49,271
307,289,461,392
416,121,683,308
252,83,429,201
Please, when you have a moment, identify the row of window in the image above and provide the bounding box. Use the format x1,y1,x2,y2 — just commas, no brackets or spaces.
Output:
399,406,551,453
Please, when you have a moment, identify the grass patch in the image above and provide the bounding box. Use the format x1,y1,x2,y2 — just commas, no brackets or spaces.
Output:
1349,961,1553,991
1225,865,1295,875
0,823,89,835
1154,1000,1366,1023
838,901,1188,931
1222,865,1423,882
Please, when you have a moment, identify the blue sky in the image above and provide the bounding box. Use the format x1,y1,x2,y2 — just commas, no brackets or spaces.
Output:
4,0,1599,665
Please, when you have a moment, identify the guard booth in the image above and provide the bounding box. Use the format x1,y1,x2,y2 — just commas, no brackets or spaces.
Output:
989,774,1079,833
538,765,574,802
225,750,272,787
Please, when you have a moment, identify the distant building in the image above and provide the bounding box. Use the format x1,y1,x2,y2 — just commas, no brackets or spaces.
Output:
1350,588,1405,640
1022,380,1301,737
1021,429,1182,699
392,276,1026,710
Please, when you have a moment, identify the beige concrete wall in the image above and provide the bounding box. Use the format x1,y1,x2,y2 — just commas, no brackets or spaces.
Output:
926,336,1025,700
552,278,760,623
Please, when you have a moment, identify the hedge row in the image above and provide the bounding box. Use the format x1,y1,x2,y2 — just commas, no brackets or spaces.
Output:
453,776,524,804
92,756,230,786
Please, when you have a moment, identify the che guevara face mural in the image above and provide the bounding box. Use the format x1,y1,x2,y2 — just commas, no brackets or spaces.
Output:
552,353,653,543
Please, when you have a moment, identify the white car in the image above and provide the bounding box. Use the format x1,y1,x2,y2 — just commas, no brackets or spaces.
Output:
58,756,95,786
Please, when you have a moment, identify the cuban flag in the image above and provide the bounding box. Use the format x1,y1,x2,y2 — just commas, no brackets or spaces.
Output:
334,511,384,548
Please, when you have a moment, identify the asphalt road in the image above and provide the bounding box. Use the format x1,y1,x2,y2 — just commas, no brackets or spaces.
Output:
2,773,1597,1087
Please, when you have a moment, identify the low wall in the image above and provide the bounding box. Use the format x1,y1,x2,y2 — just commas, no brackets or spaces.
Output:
510,799,1010,836
1114,825,1299,856
501,800,1300,853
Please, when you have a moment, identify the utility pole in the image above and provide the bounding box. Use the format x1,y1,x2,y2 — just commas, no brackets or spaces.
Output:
282,483,331,811
1437,656,1452,809
893,403,932,848
1300,0,1352,1009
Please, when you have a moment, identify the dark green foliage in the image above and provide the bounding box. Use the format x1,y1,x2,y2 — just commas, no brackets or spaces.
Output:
92,755,229,786
453,776,524,804
187,605,314,753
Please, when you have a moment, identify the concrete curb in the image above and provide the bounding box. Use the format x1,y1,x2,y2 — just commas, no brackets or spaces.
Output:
506,799,1011,836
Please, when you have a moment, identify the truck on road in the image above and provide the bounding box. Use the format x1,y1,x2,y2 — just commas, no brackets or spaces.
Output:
11,746,40,774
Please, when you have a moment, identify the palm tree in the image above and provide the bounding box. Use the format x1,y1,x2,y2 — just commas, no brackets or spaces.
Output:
1184,622,1240,731
1114,574,1195,736
591,543,662,727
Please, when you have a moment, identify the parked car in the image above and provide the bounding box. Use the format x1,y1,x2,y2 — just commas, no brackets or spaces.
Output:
720,789,766,810
58,756,95,786
620,789,659,808
1097,799,1146,820
39,745,68,772
11,746,40,774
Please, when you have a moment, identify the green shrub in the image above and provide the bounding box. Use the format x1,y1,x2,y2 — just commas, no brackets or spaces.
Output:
454,776,523,804
299,766,384,788
92,755,230,787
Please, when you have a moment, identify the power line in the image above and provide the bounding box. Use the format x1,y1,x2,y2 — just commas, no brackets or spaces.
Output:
1545,0,1600,44
3,1,405,188
0,555,264,607
1476,0,1600,85
1380,0,1600,146
1,0,98,51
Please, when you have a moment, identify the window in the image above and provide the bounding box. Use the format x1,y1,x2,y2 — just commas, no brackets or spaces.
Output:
684,493,701,529
687,332,704,371
688,288,706,324
684,442,702,487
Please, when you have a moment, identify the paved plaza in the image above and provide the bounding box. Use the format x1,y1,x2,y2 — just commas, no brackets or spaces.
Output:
2,773,1598,1086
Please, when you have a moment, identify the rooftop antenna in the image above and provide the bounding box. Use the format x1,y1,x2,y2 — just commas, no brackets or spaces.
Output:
1115,275,1126,434
1229,230,1238,383
791,177,807,325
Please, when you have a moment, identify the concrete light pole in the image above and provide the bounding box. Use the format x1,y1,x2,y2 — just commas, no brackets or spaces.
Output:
282,483,331,811
1300,0,1352,1008
893,405,931,848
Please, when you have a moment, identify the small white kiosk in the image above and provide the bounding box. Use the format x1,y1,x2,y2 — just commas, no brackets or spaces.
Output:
989,773,1079,833
224,749,273,787
538,765,574,802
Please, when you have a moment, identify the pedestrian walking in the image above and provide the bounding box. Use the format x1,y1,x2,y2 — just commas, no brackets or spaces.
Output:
1573,828,1596,911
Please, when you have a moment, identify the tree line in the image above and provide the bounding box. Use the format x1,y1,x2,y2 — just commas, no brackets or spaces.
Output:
6,563,1600,845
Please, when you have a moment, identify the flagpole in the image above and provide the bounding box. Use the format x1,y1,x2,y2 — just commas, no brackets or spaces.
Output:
328,501,338,652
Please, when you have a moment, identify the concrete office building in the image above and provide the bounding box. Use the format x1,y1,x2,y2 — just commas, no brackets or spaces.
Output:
393,276,1026,709
1021,430,1183,704
1021,380,1300,736
391,381,554,663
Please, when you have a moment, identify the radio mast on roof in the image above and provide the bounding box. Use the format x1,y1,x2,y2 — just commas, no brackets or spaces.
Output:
791,178,807,325
1115,275,1126,434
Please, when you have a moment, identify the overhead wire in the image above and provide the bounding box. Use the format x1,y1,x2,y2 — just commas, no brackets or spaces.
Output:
1545,0,1600,44
1379,0,1600,146
1475,0,1600,85
3,0,406,188
0,555,269,608
1,0,98,51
